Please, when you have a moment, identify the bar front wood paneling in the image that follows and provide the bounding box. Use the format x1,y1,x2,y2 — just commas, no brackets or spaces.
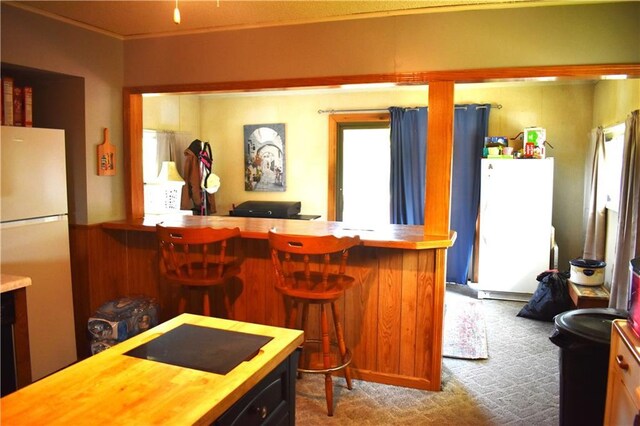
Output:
87,215,454,390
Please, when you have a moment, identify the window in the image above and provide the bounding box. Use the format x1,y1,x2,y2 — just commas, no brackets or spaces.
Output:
603,123,625,212
142,129,191,215
339,125,391,224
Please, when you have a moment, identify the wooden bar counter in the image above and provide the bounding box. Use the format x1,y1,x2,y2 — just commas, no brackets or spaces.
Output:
74,215,455,391
1,314,303,425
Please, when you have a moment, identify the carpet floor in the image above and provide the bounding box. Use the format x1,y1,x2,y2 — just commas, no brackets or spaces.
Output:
295,293,560,425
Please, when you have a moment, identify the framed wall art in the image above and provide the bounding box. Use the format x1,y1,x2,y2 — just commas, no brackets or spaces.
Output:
243,123,286,192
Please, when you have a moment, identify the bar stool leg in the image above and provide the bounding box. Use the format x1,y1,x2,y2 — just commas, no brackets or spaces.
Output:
203,289,211,317
331,301,352,390
300,302,309,335
287,299,299,329
320,303,334,416
295,301,309,379
221,289,232,319
178,287,188,314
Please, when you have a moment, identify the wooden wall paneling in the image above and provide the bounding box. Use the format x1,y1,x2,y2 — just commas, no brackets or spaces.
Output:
227,238,246,321
94,229,130,311
424,81,454,237
263,242,284,328
428,248,447,389
70,225,131,358
69,224,92,358
399,250,418,378
356,247,380,371
376,248,403,375
415,249,437,387
13,287,32,387
122,230,159,299
240,239,269,325
347,246,379,373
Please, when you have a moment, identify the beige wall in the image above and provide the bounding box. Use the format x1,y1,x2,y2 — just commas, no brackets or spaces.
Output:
592,79,640,287
143,95,201,137
1,5,124,224
2,1,638,226
123,2,640,87
143,81,602,268
458,82,595,268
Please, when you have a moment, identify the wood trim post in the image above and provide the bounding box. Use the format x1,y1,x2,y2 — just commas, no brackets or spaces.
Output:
327,115,339,221
124,90,144,220
424,81,454,237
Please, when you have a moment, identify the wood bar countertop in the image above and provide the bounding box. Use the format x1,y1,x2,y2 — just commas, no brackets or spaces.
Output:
103,215,456,250
0,314,304,426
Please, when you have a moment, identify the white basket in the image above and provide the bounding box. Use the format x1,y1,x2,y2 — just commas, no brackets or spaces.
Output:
145,182,184,214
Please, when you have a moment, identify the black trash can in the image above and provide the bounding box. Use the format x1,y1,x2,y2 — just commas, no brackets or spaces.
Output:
549,308,627,426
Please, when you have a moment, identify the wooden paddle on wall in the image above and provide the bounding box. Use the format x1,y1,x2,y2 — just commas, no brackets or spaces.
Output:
97,128,116,176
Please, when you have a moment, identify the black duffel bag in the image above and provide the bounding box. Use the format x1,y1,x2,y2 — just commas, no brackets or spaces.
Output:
517,270,571,321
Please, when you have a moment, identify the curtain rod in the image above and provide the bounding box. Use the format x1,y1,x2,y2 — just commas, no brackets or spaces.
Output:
317,104,502,114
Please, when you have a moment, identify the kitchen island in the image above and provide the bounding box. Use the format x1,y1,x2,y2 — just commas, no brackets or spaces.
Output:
75,215,455,391
0,274,32,390
1,314,303,425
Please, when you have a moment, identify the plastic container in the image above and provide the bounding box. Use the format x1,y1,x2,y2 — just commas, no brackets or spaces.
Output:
549,308,628,426
569,258,606,286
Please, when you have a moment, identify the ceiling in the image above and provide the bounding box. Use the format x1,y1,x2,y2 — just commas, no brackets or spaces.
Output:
5,0,592,40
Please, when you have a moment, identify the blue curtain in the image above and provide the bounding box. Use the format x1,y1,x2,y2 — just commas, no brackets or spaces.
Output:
446,104,491,284
389,107,428,225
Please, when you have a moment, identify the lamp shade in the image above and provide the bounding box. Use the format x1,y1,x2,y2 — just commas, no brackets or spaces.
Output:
156,161,184,183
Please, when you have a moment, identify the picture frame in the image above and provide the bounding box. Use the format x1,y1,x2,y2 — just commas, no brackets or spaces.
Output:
243,123,286,192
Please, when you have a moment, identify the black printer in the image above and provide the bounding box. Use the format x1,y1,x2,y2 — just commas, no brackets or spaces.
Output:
229,201,301,219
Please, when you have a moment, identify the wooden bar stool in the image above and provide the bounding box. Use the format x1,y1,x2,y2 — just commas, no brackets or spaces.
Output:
156,224,242,317
268,230,361,416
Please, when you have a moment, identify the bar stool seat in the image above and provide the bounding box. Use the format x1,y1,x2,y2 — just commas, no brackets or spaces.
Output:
268,230,361,416
156,224,242,318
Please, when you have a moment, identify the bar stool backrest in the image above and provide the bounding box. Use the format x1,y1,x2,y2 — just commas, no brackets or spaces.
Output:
268,231,360,296
156,224,242,285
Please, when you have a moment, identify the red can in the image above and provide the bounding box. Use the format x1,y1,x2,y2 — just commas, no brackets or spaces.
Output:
525,142,535,157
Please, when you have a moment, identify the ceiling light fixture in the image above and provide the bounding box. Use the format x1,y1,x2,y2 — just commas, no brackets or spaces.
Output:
173,0,181,24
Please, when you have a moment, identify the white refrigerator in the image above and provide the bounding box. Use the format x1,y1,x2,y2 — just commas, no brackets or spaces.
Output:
1,126,77,381
473,158,554,298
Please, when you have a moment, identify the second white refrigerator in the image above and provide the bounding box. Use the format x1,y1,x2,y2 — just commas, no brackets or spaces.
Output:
474,158,554,297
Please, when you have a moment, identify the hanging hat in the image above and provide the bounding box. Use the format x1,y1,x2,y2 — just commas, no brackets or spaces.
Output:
202,173,220,194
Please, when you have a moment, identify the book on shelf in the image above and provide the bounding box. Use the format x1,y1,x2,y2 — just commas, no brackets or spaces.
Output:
13,87,23,127
2,76,14,126
12,86,33,127
24,87,33,127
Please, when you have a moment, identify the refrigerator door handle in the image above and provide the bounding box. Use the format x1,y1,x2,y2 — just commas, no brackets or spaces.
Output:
0,214,68,229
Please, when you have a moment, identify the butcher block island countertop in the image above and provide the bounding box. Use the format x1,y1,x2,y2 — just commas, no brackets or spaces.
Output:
102,214,456,250
1,314,304,426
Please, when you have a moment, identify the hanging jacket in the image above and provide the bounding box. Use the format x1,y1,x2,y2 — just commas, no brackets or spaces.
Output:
180,140,216,214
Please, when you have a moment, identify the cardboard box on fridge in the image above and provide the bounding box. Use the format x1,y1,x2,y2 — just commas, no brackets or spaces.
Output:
524,127,546,158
